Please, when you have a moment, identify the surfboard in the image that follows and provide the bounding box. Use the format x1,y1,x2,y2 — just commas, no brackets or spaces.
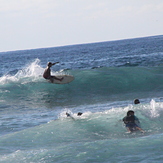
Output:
51,75,74,84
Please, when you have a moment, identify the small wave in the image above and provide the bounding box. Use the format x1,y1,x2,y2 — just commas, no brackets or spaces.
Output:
0,99,163,162
1,99,163,146
1,63,163,108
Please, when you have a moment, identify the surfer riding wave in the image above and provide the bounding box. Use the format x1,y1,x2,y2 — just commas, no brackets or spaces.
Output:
43,62,63,82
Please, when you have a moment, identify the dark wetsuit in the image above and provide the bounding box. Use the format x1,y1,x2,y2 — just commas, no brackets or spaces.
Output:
123,115,138,129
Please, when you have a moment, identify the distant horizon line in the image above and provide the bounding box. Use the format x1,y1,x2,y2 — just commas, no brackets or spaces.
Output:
1,34,162,53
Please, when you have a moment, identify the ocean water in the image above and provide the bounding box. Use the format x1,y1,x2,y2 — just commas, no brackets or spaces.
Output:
0,35,163,162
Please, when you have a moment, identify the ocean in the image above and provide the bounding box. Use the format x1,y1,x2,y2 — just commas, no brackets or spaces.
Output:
0,35,163,163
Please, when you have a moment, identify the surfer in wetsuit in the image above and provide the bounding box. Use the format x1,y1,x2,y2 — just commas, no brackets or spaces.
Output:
43,62,63,82
123,110,144,133
134,99,140,104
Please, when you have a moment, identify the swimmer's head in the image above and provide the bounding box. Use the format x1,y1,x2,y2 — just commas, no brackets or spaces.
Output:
134,99,140,104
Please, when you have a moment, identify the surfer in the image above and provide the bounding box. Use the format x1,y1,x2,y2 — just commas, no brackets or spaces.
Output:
77,112,83,116
43,62,63,82
134,99,140,104
123,110,144,133
66,112,83,117
65,112,82,120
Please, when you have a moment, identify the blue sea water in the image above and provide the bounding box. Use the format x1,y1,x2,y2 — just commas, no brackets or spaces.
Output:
1,35,163,162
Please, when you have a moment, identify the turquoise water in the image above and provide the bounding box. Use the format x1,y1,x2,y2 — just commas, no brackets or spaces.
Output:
0,35,163,162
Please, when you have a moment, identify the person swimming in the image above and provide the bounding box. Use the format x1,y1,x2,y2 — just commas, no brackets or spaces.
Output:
123,110,144,133
66,112,83,117
134,99,140,104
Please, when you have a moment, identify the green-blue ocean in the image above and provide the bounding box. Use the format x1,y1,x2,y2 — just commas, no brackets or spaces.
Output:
1,35,163,163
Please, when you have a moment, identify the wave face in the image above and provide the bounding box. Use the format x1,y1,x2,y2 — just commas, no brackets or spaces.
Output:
1,59,163,107
1,35,163,162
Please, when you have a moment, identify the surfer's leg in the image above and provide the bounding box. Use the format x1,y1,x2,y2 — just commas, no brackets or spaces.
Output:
51,76,63,81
